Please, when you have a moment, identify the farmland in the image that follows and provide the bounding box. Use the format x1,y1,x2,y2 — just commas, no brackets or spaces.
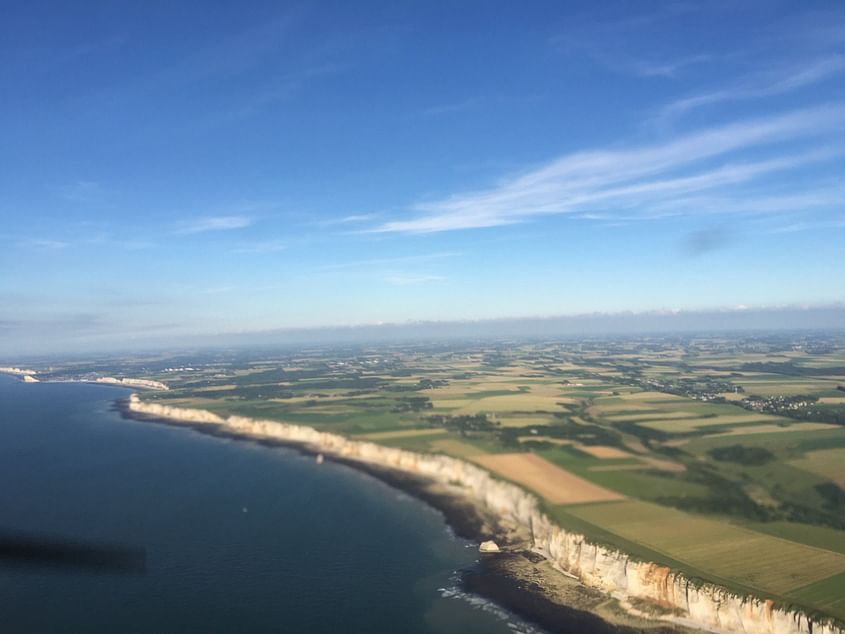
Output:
471,452,624,504
23,332,845,622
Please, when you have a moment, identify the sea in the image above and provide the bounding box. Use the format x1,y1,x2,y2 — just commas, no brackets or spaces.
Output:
0,375,542,633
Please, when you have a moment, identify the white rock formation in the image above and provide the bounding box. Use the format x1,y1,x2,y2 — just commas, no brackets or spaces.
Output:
479,540,500,553
96,377,169,391
126,394,842,634
0,366,37,376
22,375,39,383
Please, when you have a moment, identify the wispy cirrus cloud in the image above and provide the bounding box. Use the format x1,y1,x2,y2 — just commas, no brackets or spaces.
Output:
421,97,486,117
316,213,380,227
645,185,845,219
313,251,460,272
550,3,712,79
625,54,714,78
175,215,253,234
767,217,845,234
659,55,845,121
20,239,70,250
658,55,845,122
370,105,845,234
232,239,286,254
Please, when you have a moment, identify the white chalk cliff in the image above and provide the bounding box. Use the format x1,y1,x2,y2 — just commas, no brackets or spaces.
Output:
126,394,842,634
0,366,37,376
97,377,169,391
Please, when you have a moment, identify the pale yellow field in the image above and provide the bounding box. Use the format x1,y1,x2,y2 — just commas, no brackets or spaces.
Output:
190,384,237,392
568,500,845,594
454,394,574,414
356,428,449,441
709,422,840,437
530,383,579,397
471,453,624,504
607,411,699,422
737,380,837,396
618,391,688,402
820,397,845,404
790,448,845,488
576,445,632,459
496,416,555,428
589,400,647,411
641,456,686,472
639,414,779,432
430,398,474,409
430,438,484,458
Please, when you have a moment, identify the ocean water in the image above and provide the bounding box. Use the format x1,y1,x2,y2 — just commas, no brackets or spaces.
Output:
0,376,539,633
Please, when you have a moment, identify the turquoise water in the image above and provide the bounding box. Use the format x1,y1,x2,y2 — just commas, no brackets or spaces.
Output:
0,375,539,633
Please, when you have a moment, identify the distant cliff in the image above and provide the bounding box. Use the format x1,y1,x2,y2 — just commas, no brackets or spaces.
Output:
126,394,842,634
96,377,169,391
0,366,37,376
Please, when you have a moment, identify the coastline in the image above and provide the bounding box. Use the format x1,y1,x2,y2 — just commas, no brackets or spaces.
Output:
0,373,168,391
118,394,844,634
116,397,669,634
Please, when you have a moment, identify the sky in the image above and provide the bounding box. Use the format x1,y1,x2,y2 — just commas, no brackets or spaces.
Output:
1,1,844,353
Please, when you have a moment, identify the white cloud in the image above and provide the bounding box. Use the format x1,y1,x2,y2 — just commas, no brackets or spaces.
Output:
659,55,845,120
370,105,845,234
176,215,253,234
627,54,713,78
313,251,460,272
317,213,380,227
21,239,70,250
232,239,286,254
767,217,845,234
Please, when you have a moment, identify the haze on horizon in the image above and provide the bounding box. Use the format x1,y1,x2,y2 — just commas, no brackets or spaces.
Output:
2,1,844,355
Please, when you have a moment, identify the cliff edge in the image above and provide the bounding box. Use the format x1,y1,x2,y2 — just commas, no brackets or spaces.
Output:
125,394,843,634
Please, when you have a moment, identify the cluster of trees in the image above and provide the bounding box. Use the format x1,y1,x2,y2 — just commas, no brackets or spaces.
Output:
427,413,496,434
391,396,433,413
816,483,845,512
658,463,772,521
384,377,449,392
498,419,623,448
708,445,775,466
740,361,845,377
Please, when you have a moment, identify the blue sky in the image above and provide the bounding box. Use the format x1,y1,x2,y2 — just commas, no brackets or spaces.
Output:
1,1,844,352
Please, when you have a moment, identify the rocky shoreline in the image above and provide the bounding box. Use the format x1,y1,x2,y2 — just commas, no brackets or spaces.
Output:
118,395,844,634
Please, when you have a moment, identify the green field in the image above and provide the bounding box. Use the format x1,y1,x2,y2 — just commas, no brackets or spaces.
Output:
567,500,845,596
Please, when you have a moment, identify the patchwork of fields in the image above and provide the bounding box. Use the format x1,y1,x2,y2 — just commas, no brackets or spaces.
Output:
565,500,845,597
472,452,624,504
57,334,845,622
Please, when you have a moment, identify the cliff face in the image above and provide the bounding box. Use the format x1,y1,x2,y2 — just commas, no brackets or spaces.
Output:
126,395,842,634
0,367,37,376
97,377,169,391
